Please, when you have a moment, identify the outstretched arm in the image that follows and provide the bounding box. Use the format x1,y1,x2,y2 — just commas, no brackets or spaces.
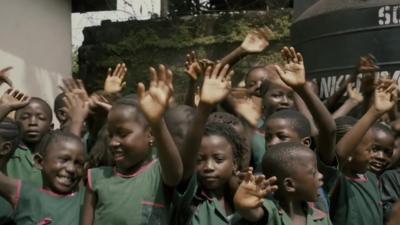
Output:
275,47,337,165
336,80,396,162
219,27,272,67
138,65,183,186
181,64,234,181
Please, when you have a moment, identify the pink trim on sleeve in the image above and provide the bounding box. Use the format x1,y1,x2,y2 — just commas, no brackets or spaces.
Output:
87,169,93,191
13,180,22,210
142,201,166,208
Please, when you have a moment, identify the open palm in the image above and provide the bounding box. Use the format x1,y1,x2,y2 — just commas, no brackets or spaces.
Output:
138,65,173,124
241,27,273,53
200,64,234,105
104,63,127,94
374,81,396,114
275,47,305,88
0,88,30,110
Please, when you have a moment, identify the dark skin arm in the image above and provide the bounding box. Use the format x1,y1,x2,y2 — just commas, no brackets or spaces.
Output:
181,64,234,181
138,65,183,186
276,47,337,165
219,27,272,67
183,51,201,107
81,185,96,225
336,80,396,162
333,83,363,119
0,171,18,209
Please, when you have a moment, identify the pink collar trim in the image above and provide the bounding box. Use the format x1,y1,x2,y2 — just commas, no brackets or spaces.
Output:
114,160,156,178
345,174,368,182
40,188,77,198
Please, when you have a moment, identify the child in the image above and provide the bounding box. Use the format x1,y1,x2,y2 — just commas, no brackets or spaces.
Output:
174,63,253,225
325,80,396,225
234,142,331,225
53,92,68,130
381,167,400,223
0,119,21,225
369,123,395,176
173,122,247,225
7,97,53,186
82,65,183,225
165,104,196,148
0,130,86,224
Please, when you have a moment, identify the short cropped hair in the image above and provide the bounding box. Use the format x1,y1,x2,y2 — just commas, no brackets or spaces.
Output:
266,110,311,138
36,130,84,157
262,141,314,180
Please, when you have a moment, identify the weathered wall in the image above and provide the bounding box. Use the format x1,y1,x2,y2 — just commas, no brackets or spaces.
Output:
78,10,291,101
0,0,72,111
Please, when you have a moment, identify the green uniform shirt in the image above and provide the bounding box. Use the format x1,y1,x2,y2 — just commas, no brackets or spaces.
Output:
262,199,332,225
319,162,383,225
172,176,248,225
14,181,84,225
6,146,42,187
251,119,266,174
380,168,400,223
0,197,14,225
88,160,170,225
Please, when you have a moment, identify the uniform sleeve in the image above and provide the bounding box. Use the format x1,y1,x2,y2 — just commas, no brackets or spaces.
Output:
171,175,198,225
380,170,400,223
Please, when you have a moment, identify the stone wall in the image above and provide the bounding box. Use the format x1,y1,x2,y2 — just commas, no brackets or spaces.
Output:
78,10,292,102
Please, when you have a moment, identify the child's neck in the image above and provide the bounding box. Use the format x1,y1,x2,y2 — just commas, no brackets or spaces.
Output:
24,142,38,153
279,198,307,225
207,184,234,216
343,165,365,178
0,158,7,174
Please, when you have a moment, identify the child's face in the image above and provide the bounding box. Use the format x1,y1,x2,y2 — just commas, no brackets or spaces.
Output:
351,130,374,173
245,68,268,95
369,130,394,174
196,135,236,191
16,101,52,145
107,106,151,173
291,151,323,202
262,83,294,117
41,140,84,194
265,118,302,148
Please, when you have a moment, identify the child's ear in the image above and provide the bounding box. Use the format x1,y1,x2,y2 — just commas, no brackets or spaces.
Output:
301,137,312,147
283,177,296,193
147,128,154,146
33,153,44,170
0,141,13,156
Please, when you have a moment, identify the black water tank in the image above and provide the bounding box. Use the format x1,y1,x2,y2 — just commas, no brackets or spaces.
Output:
291,0,400,99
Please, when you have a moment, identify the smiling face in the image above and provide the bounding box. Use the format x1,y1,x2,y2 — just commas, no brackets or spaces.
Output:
40,138,85,194
16,99,52,146
107,105,151,174
369,129,394,174
262,83,294,117
196,135,236,192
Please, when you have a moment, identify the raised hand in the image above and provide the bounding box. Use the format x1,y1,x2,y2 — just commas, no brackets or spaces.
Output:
185,51,202,81
90,94,112,112
200,63,234,105
0,88,30,110
104,63,127,94
358,54,379,73
234,169,277,209
138,65,173,125
275,46,305,89
347,83,364,104
374,79,396,114
240,27,273,53
232,95,261,127
63,93,90,122
0,67,13,87
60,79,89,102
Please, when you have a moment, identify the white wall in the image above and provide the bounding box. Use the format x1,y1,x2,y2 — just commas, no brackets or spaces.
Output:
0,0,72,124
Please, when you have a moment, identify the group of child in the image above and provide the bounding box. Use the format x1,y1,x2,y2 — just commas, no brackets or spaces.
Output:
0,27,399,225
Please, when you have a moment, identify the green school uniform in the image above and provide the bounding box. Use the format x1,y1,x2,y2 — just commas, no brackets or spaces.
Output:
0,197,14,225
172,176,248,225
380,168,400,223
88,160,170,225
251,119,266,173
13,181,84,225
319,162,383,225
261,199,332,225
6,146,42,187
